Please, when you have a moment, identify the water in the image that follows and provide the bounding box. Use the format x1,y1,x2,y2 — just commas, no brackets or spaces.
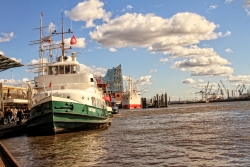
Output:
1,101,250,166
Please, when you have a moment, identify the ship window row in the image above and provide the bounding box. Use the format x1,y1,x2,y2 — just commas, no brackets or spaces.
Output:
91,97,105,108
48,65,77,75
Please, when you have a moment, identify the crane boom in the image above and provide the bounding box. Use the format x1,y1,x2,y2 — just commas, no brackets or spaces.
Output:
220,80,229,99
217,83,220,94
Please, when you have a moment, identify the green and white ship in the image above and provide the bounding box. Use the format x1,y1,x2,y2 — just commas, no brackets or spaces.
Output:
26,15,110,135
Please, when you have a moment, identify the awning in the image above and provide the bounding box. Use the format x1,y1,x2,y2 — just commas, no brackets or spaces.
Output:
0,54,24,72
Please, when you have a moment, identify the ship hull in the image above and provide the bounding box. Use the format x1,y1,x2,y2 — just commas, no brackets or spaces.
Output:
122,93,141,109
26,96,110,135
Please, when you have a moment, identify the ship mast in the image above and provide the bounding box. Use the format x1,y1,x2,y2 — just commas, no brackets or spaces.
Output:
29,13,48,76
40,15,44,75
52,15,73,59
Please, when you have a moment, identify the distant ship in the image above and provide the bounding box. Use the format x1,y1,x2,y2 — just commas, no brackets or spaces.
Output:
122,76,141,109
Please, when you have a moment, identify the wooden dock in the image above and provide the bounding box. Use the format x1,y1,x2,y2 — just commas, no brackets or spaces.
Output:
0,142,21,167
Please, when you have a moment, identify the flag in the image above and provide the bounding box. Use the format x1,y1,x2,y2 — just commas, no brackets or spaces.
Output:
49,81,52,88
70,35,77,45
41,12,43,17
42,36,51,43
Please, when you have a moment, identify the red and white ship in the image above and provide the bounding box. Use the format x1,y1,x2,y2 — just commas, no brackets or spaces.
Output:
122,76,141,109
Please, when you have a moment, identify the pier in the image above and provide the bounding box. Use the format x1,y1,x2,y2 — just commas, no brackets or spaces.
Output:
142,93,169,108
0,123,27,139
0,141,21,167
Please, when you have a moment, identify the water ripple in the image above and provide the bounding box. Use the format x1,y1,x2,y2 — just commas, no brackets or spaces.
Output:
1,101,250,166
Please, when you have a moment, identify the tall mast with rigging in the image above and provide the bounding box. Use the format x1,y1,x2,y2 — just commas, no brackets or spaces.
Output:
52,14,73,59
29,12,48,76
40,13,44,75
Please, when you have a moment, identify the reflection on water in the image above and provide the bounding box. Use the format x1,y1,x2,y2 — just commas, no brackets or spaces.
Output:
1,101,250,166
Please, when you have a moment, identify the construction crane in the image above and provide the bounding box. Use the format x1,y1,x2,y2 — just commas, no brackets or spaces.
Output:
217,83,221,95
234,84,241,97
207,85,213,98
220,80,229,99
204,81,210,101
238,84,245,95
195,89,205,100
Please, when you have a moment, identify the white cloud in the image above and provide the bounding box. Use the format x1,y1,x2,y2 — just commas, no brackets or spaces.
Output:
227,75,250,83
65,0,111,28
245,8,250,15
171,50,233,76
159,58,168,64
90,12,231,76
209,4,218,10
0,78,30,85
189,83,209,89
223,30,231,37
48,22,57,32
79,64,107,76
244,0,250,8
126,5,133,10
0,32,15,42
90,12,219,49
109,47,117,52
64,37,86,48
198,79,204,83
189,82,218,89
149,69,157,74
132,48,137,51
172,56,230,68
123,75,130,80
134,75,152,85
0,51,4,55
188,66,233,76
122,5,133,12
28,58,48,65
182,78,196,84
158,89,166,93
225,0,233,4
225,48,233,53
10,58,22,63
244,0,250,15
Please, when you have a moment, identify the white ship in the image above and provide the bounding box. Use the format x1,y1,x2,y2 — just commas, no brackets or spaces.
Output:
25,15,110,135
122,76,141,109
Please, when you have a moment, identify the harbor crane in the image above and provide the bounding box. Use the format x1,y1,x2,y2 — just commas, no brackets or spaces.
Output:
220,80,229,99
195,88,204,100
234,84,241,97
238,84,245,95
217,83,220,95
204,81,209,101
195,81,210,101
208,85,213,95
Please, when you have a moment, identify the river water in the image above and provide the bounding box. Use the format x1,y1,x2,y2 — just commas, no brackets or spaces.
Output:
1,101,250,167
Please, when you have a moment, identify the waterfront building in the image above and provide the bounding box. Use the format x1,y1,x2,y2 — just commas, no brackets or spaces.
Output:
102,64,123,106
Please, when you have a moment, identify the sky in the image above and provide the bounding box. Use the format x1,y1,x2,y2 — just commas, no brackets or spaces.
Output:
1,0,250,101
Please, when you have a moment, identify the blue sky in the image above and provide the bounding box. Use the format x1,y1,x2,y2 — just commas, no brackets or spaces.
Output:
1,0,250,100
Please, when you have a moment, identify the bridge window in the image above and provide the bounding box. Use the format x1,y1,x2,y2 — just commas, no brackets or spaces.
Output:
65,65,70,74
71,65,76,74
59,66,64,74
48,66,53,75
53,66,58,75
91,97,96,107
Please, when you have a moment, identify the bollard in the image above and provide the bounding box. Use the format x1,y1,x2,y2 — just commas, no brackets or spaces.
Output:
156,94,159,108
165,93,168,107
